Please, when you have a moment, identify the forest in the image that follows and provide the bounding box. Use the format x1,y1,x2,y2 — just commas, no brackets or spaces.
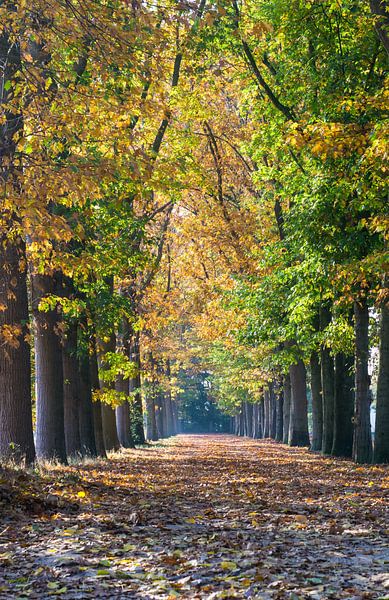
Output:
0,0,388,598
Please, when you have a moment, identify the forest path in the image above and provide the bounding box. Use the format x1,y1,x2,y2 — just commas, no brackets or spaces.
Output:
1,435,389,599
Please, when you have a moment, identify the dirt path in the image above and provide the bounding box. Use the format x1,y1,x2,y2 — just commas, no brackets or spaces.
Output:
0,435,388,599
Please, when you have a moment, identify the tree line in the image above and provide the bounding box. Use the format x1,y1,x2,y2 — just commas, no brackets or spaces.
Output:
0,0,388,466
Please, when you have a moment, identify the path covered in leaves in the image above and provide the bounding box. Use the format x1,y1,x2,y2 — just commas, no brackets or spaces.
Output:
1,435,389,599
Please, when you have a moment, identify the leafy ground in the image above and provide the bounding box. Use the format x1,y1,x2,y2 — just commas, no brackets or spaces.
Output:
0,435,389,599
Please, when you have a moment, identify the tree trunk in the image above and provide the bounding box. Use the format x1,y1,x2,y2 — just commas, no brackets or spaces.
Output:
89,341,106,458
252,403,260,438
146,389,158,441
116,400,134,448
0,15,35,464
374,284,389,463
275,384,284,442
129,331,146,444
353,298,373,463
332,352,354,457
164,360,176,436
116,318,135,448
370,0,389,55
172,399,179,434
258,401,264,438
78,346,97,457
248,401,254,437
288,360,310,446
33,273,67,462
101,405,120,452
155,392,166,438
282,374,291,444
263,389,270,437
320,305,335,454
62,322,82,457
233,414,239,436
269,383,277,439
310,352,323,451
164,392,175,437
0,238,35,463
98,333,120,452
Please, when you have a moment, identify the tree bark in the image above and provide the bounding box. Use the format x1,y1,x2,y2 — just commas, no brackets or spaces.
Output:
282,374,291,444
374,283,389,463
78,344,97,457
263,388,270,437
370,0,389,55
98,333,120,452
62,322,82,457
155,392,166,438
252,403,259,438
332,352,354,457
129,331,146,444
275,384,284,442
33,273,67,462
269,383,277,439
116,400,134,448
247,401,254,437
353,298,373,463
310,352,323,451
320,305,335,454
164,360,176,436
164,391,175,437
288,360,310,446
0,26,35,464
146,388,158,441
115,318,135,448
0,238,35,463
89,340,106,458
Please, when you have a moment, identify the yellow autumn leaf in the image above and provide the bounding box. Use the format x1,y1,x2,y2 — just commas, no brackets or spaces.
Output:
220,561,237,570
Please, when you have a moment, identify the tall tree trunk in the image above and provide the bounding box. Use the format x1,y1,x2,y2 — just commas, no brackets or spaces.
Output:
78,344,97,457
116,400,134,448
89,340,106,458
320,305,335,454
171,397,179,434
282,374,291,444
353,298,373,463
288,360,310,446
0,28,35,464
234,413,240,436
246,401,253,437
155,392,166,438
129,331,146,444
33,273,67,463
62,322,82,457
252,403,258,438
98,333,120,452
332,353,354,457
164,360,176,436
116,318,135,448
0,238,35,463
269,383,277,439
374,282,389,463
275,384,284,442
259,401,264,438
310,352,323,451
146,388,158,441
101,405,120,452
164,390,175,437
263,388,270,437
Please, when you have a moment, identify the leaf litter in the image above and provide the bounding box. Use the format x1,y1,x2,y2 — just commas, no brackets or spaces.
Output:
0,435,388,599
